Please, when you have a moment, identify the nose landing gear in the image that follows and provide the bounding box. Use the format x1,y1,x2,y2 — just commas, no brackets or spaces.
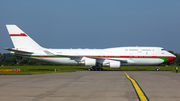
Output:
156,65,160,71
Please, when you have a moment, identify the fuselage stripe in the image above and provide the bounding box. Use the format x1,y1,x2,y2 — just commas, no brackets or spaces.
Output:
25,55,175,63
10,33,27,37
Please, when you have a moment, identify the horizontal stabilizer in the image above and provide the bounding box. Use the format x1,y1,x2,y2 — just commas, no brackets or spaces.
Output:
4,48,34,54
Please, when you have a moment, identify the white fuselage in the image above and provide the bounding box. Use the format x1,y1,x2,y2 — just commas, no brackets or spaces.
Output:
27,46,176,66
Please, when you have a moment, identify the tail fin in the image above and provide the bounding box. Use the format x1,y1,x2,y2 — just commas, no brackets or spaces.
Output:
6,25,42,49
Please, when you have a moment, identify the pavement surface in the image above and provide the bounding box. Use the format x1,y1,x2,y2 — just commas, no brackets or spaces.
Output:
126,71,180,101
0,71,180,101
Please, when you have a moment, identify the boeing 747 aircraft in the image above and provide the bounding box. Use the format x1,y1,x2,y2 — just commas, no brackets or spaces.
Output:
5,25,176,71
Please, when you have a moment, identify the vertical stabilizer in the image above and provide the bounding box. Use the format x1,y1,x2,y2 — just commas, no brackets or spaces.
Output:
6,25,42,49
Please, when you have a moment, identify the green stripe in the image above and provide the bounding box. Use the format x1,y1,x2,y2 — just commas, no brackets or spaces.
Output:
30,56,168,63
159,57,168,63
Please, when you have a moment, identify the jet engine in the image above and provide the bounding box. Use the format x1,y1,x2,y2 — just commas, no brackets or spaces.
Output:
103,60,121,68
109,61,121,68
79,58,96,66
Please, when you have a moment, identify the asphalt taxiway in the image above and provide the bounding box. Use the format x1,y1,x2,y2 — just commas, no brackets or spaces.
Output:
0,71,180,101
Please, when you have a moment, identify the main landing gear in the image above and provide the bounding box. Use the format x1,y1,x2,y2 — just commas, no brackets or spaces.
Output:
88,63,103,71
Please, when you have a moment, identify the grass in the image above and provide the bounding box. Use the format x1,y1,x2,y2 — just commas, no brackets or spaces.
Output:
0,66,178,75
0,66,87,75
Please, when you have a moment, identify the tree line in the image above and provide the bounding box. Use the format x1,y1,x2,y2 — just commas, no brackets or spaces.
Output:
0,51,180,66
0,53,60,66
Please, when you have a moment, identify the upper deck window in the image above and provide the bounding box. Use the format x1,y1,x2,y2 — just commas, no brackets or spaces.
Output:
129,49,138,51
161,49,165,51
142,49,151,51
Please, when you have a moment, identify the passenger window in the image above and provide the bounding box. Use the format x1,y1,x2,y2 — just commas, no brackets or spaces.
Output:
129,49,138,51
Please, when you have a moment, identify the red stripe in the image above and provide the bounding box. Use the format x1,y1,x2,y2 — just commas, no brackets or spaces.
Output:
42,55,49,57
29,55,176,62
120,56,130,57
10,34,20,35
10,33,27,37
21,33,27,36
164,56,176,63
33,55,41,57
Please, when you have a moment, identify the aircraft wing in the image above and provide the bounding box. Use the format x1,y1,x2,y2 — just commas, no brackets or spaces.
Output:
44,50,127,63
4,48,34,54
44,50,85,61
91,57,127,63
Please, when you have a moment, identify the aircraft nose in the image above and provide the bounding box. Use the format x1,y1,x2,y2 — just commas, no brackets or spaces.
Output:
167,54,176,63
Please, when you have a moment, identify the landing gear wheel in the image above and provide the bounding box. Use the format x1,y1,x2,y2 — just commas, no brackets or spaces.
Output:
88,63,103,71
156,66,160,71
97,63,103,71
88,66,96,71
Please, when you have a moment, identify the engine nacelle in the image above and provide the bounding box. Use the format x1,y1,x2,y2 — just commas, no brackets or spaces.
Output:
103,60,121,68
79,58,96,66
85,58,96,66
109,61,121,68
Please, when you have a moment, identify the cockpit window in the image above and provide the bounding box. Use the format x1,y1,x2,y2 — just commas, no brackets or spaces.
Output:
161,49,165,51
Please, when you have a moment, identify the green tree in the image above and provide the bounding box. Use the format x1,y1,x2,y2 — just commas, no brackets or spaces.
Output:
28,59,39,65
3,57,17,66
174,53,180,66
0,53,4,65
19,57,29,65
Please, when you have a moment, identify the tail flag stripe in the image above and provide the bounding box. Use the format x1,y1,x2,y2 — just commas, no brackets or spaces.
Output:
10,33,27,37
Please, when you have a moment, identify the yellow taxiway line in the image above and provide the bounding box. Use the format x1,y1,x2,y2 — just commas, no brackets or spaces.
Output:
124,71,149,101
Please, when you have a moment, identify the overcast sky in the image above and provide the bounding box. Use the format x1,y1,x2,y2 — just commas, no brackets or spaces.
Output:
0,0,180,53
